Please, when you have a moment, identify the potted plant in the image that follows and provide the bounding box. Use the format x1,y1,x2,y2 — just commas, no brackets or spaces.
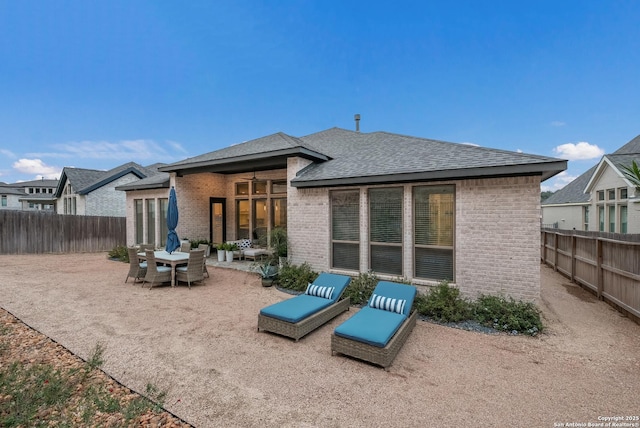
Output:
226,243,238,262
216,243,226,262
254,259,278,287
270,227,288,266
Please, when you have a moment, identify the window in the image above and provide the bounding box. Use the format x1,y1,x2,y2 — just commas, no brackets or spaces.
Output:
608,205,615,232
146,199,156,245
159,198,168,246
331,190,360,270
369,187,403,275
620,205,628,234
414,185,455,281
135,199,143,244
608,189,616,200
236,200,250,239
272,198,287,229
1,195,6,207
597,190,605,201
583,206,589,231
252,181,267,195
252,199,267,242
620,188,628,200
272,181,287,194
598,206,605,232
235,182,248,196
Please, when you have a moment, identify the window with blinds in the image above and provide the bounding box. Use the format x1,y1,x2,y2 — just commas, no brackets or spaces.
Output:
413,185,454,281
369,187,403,275
331,190,360,270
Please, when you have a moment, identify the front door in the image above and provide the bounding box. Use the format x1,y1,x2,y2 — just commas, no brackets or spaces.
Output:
210,198,226,246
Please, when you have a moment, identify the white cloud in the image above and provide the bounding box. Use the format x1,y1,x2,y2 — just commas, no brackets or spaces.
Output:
12,158,62,179
550,121,566,127
28,139,188,161
553,142,604,160
541,171,578,192
1,149,16,159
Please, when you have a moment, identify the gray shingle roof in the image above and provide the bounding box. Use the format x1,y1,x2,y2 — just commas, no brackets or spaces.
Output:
55,162,153,197
613,134,640,154
542,165,596,205
161,127,566,186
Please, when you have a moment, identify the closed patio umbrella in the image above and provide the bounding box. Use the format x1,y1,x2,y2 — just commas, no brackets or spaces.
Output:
165,187,180,254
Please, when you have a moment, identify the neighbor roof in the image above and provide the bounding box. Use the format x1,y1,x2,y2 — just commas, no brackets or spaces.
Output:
160,127,566,187
542,165,596,205
55,162,155,197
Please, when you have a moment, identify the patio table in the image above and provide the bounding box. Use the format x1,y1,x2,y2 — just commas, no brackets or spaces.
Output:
138,250,189,287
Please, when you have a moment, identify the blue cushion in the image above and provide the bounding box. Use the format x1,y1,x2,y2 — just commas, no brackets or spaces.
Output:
305,283,334,299
334,306,407,347
176,266,187,272
367,282,417,317
260,294,333,323
139,262,147,268
311,273,351,302
156,266,171,273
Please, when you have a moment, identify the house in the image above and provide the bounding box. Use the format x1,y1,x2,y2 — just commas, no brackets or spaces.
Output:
122,127,565,300
542,134,640,233
114,166,170,247
54,162,160,217
0,178,58,211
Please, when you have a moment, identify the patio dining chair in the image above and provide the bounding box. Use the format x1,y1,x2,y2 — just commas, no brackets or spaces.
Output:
197,244,210,278
180,242,191,252
125,246,147,283
142,250,172,289
176,249,205,289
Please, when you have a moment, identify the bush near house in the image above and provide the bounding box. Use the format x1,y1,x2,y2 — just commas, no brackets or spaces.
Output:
107,245,129,263
276,262,318,292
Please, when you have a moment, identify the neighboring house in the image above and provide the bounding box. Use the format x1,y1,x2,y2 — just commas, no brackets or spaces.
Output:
115,165,170,247
123,127,565,301
542,134,640,233
0,179,58,211
54,162,160,217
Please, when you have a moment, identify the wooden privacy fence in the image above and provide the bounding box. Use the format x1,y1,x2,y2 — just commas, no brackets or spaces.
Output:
541,228,640,321
0,210,126,254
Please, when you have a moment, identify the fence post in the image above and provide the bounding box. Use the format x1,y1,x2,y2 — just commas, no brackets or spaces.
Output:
553,231,558,272
596,238,603,300
571,233,576,283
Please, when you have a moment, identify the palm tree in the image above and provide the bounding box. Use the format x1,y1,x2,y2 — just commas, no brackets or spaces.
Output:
619,160,640,191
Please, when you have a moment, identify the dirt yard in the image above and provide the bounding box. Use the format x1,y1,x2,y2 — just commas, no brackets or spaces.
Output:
0,253,638,427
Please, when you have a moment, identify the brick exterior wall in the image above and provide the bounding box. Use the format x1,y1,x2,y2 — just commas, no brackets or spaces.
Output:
85,174,141,217
289,166,542,301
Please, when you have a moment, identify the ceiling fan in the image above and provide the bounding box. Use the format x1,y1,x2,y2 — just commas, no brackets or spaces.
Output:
242,171,262,181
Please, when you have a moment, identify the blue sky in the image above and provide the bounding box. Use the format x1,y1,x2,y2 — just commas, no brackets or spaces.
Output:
1,1,639,191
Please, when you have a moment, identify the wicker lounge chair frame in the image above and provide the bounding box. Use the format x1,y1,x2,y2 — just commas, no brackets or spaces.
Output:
258,297,350,342
125,246,147,283
331,310,418,369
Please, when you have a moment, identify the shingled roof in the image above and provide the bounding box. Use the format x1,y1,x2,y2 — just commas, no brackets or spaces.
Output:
160,127,566,187
55,162,155,197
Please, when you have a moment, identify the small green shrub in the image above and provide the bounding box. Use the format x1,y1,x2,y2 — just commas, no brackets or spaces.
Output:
108,245,129,262
343,271,379,306
474,295,543,336
416,281,473,322
277,262,318,291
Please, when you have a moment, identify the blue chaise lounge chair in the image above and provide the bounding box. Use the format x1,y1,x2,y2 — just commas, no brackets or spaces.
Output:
258,273,352,341
331,281,418,369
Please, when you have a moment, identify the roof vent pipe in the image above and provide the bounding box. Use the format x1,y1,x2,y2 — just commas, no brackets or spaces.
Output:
354,114,360,132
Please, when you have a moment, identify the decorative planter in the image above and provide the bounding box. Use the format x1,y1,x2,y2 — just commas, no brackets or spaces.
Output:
226,250,235,262
261,278,274,287
217,250,225,262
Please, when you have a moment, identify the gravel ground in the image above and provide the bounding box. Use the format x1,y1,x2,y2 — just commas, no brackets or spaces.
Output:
0,253,639,428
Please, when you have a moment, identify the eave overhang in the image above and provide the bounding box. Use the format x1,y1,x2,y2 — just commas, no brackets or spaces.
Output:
158,147,329,177
291,160,567,188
